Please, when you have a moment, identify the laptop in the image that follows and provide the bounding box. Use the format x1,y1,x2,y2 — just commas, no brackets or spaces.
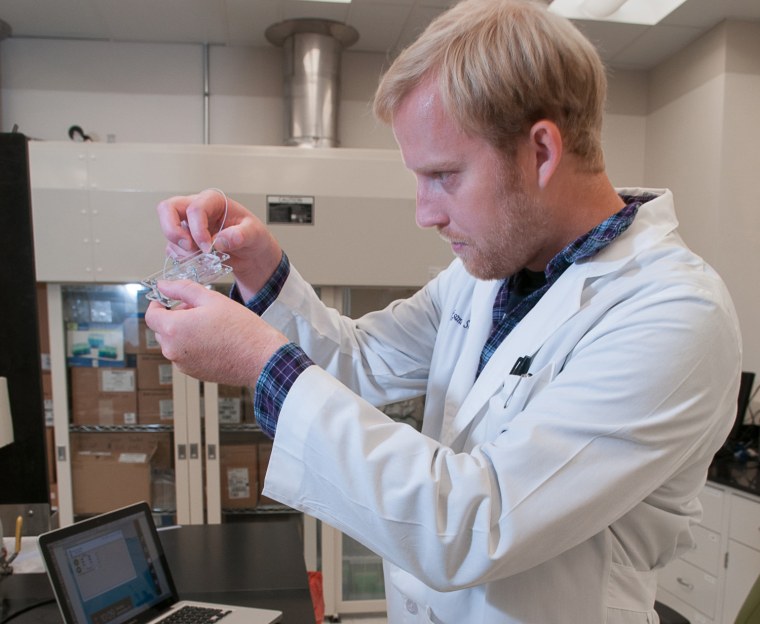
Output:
38,502,282,624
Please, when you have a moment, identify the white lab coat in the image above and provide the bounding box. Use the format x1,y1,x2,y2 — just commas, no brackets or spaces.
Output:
262,189,741,623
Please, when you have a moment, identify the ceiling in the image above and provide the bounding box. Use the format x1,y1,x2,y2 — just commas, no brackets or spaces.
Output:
1,0,759,70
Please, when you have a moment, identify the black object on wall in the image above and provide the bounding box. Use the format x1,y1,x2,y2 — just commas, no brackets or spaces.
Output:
0,132,48,505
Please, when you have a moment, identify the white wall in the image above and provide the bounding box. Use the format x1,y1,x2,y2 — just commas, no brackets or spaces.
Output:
0,38,398,148
604,69,648,187
645,21,760,398
1,39,206,143
720,23,760,392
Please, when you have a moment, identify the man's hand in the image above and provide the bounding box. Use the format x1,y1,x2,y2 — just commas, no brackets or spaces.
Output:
144,279,288,386
156,189,283,299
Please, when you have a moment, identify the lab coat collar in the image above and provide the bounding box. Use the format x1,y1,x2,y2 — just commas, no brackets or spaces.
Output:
580,188,676,278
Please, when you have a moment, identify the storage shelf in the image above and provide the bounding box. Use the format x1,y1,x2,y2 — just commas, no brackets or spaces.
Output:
70,424,174,433
222,505,294,515
219,423,264,434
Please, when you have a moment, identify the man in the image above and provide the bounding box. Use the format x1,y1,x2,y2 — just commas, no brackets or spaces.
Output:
145,0,742,621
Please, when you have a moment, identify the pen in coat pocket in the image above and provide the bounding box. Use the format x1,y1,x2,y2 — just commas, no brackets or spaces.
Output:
504,355,533,407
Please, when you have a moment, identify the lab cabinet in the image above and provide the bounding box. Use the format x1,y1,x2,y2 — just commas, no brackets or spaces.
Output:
722,492,760,623
656,482,760,624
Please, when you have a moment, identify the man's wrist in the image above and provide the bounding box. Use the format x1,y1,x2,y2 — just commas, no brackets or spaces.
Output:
254,342,314,438
230,251,290,315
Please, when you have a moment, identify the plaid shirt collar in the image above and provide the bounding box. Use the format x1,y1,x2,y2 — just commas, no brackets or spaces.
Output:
478,195,648,376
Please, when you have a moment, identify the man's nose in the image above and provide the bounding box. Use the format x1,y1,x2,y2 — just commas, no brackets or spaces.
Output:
415,185,448,230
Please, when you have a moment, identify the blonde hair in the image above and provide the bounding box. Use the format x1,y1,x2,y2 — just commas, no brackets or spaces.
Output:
374,0,608,172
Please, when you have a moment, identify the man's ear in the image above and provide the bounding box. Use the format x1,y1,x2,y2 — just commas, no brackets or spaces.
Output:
529,120,563,190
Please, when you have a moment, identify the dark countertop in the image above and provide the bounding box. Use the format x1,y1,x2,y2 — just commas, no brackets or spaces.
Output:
709,456,760,497
0,514,314,624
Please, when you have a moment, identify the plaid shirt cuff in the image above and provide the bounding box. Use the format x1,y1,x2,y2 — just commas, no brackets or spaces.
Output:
254,342,314,438
230,251,291,315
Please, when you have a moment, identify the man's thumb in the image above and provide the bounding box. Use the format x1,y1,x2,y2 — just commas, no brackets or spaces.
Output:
155,279,211,308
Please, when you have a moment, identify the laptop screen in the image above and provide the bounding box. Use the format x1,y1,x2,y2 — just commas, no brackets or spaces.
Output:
39,502,179,624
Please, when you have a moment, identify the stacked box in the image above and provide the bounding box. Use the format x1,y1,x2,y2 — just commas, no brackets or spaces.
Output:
220,443,259,509
70,367,137,425
72,440,156,514
257,442,275,506
72,431,173,472
218,385,244,424
137,354,173,390
124,317,161,355
66,323,125,367
138,389,174,424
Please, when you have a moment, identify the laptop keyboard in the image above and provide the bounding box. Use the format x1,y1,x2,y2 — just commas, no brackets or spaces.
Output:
159,605,232,624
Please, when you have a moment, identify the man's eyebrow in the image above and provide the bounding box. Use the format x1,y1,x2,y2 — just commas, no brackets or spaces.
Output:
412,160,461,174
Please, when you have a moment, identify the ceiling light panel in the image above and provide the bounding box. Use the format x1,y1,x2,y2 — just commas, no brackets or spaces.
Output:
549,0,690,25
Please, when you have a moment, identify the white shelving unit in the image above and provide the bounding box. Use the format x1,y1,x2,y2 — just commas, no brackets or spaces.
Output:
657,480,760,623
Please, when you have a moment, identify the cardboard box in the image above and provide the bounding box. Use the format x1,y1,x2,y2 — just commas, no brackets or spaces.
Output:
138,389,174,424
71,431,173,471
220,444,258,509
124,317,161,355
45,425,56,484
72,443,155,515
218,385,243,424
41,371,52,400
37,283,50,357
257,442,275,506
42,372,53,425
242,390,255,423
70,367,137,425
66,322,125,367
49,481,58,510
137,354,173,390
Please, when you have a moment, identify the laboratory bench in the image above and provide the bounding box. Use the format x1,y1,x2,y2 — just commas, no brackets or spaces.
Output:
0,514,315,624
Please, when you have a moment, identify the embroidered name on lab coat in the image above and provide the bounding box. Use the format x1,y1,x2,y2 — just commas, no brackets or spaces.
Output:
450,311,470,329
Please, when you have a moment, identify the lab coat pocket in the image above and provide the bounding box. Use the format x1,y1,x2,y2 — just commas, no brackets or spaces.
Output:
485,362,557,436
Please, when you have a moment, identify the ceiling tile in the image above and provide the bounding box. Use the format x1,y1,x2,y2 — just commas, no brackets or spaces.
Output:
224,0,281,47
571,19,648,62
347,3,411,52
394,5,447,55
609,23,704,70
281,0,352,24
663,0,760,28
95,0,227,43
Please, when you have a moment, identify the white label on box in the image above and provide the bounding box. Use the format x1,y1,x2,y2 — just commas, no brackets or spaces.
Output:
119,452,147,463
102,369,136,392
123,412,137,425
227,468,250,499
144,327,159,349
158,364,173,385
219,398,242,424
44,399,53,426
159,399,174,420
41,353,52,371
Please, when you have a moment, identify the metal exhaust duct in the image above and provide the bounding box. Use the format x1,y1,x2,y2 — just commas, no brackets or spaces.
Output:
266,19,358,148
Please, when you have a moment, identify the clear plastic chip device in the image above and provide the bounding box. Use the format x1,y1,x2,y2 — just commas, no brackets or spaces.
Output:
141,249,233,308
